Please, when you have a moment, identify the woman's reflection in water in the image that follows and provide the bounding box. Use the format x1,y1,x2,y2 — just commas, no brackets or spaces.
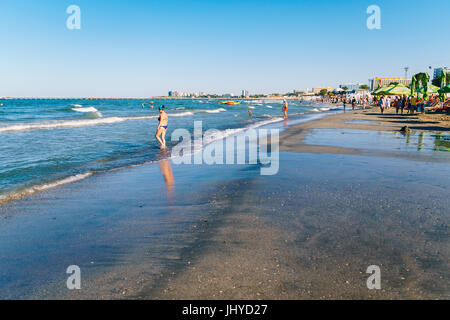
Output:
159,159,175,199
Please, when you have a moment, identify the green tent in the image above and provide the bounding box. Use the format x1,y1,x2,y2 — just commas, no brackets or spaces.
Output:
438,84,450,94
383,84,410,95
417,84,440,94
441,70,447,88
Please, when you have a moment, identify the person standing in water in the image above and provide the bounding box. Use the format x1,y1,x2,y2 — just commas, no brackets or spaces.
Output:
156,106,168,149
248,107,253,117
282,99,288,118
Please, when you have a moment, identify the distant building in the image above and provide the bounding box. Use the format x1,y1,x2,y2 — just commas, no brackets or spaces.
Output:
369,77,412,91
339,83,366,91
168,91,181,97
434,67,449,79
312,87,333,94
241,90,249,98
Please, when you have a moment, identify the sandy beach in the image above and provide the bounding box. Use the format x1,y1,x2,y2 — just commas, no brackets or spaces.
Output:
0,107,448,300
142,107,450,300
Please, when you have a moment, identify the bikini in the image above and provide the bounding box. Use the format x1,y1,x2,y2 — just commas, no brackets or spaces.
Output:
158,116,168,130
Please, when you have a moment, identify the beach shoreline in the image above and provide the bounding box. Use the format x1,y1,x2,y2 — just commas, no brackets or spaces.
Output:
0,106,448,300
137,108,449,300
280,106,449,159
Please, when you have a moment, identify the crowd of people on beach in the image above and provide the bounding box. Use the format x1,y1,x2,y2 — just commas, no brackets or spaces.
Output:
373,95,444,115
330,96,373,111
331,94,446,115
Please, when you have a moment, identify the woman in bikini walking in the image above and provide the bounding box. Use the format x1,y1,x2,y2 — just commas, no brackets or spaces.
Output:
156,106,168,149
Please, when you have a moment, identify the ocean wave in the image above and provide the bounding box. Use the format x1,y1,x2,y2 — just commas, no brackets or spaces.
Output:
167,112,194,117
197,108,227,114
171,117,284,160
71,107,99,113
0,172,94,205
0,116,158,133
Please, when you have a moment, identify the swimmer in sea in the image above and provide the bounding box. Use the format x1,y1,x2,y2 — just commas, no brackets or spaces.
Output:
155,106,168,149
248,107,253,117
282,99,288,118
142,102,154,109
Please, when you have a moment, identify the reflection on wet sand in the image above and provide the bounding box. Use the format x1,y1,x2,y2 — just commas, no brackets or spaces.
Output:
159,160,175,196
401,131,450,152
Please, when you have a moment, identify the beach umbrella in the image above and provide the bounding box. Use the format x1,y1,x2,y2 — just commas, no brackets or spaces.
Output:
383,84,410,95
372,85,392,95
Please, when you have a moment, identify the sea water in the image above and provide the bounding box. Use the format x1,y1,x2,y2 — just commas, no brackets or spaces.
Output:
0,98,339,203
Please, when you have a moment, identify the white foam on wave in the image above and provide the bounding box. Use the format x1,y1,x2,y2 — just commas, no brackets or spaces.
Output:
71,104,83,108
0,172,94,205
0,115,158,133
167,112,194,117
171,116,284,161
72,107,99,113
198,108,227,114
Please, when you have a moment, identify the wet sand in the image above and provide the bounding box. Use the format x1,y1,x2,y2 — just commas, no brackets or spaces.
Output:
141,108,449,300
281,107,449,155
145,157,449,300
0,108,449,300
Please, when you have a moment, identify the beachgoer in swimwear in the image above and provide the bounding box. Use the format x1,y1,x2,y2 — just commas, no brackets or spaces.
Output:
282,99,288,118
156,106,168,149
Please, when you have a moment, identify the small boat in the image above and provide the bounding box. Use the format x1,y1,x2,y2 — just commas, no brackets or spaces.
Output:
220,101,241,105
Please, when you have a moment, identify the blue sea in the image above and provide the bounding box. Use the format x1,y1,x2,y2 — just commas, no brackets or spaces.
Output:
0,98,338,203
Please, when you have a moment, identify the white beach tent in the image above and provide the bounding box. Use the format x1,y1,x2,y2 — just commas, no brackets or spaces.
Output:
333,88,345,94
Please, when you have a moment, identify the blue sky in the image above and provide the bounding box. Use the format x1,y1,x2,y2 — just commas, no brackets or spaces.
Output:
0,0,448,97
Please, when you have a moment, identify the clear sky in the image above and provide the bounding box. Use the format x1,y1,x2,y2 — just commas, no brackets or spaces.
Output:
0,0,448,97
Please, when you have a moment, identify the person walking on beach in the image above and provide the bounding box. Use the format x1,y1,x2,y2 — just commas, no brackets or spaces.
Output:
410,96,417,114
379,96,385,114
282,99,288,118
401,97,406,114
343,98,346,112
394,97,400,114
156,106,168,149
